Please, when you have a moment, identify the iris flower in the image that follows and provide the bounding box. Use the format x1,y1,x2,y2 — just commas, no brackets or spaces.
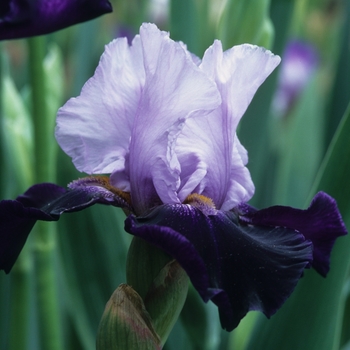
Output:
272,40,319,117
0,0,112,40
0,23,346,331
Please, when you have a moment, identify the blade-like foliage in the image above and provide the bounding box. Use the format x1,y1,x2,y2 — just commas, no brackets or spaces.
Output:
247,103,350,350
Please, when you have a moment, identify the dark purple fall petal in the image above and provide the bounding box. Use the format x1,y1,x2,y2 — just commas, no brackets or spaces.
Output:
0,0,112,40
238,192,347,276
0,183,64,273
0,200,48,274
0,182,127,273
125,204,313,331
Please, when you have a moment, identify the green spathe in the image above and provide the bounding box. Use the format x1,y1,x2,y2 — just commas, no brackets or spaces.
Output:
144,259,189,343
96,284,161,350
126,237,189,345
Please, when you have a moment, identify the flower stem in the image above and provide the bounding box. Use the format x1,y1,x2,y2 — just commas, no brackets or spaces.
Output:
27,36,63,350
28,36,55,183
9,263,31,350
1,42,34,350
34,222,63,350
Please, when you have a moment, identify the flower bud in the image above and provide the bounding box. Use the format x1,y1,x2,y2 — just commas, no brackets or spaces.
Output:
96,284,161,350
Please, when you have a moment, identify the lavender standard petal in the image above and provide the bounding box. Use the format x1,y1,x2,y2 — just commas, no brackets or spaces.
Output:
173,43,281,210
129,24,221,214
0,0,112,40
56,35,145,180
55,24,282,216
125,204,313,331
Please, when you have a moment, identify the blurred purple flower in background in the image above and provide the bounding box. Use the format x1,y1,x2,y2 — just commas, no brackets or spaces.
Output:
0,0,112,40
272,40,319,117
115,24,135,45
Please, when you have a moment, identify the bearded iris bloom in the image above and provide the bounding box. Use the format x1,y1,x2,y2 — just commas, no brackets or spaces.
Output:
0,0,112,40
0,23,346,331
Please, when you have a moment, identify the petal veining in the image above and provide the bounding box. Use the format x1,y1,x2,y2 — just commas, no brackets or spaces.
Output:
173,42,280,209
56,34,145,178
129,23,221,214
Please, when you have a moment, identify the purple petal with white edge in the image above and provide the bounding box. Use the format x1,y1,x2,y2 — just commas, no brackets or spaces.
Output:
129,23,221,214
56,33,145,185
174,42,281,209
238,192,347,276
0,178,130,273
0,0,112,40
125,204,313,331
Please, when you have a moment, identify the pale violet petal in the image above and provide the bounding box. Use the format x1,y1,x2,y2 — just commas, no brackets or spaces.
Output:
128,23,221,214
234,134,248,165
220,138,255,211
172,41,280,209
174,108,233,207
55,35,145,178
200,41,281,131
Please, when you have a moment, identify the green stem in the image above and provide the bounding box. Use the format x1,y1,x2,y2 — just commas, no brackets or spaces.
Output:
1,41,34,350
28,36,63,350
9,263,31,350
34,222,63,350
28,36,55,183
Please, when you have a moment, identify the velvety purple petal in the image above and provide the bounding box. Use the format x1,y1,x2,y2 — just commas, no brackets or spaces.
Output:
0,178,129,273
0,200,43,274
174,42,280,209
56,34,145,184
125,204,313,331
0,184,65,273
129,23,221,214
238,192,347,276
0,0,112,40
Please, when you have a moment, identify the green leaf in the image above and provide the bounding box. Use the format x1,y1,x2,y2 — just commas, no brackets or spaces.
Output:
169,0,200,54
57,203,130,348
341,278,350,348
1,74,34,193
217,0,274,49
271,74,324,207
180,285,221,350
247,102,350,350
43,43,64,179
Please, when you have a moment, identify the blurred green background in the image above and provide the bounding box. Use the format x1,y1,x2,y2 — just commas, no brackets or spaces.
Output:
1,0,350,349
